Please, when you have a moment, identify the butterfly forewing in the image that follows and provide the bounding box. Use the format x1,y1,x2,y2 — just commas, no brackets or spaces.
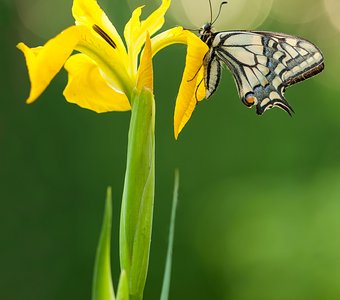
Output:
204,30,324,114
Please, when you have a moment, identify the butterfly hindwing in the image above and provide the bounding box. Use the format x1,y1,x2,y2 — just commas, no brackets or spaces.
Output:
204,50,222,98
204,30,324,114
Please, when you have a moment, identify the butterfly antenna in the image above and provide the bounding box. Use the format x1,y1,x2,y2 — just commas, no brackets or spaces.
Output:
208,0,213,24
212,1,228,25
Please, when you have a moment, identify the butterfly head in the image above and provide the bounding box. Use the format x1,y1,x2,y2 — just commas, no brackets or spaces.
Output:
199,23,216,46
199,1,228,45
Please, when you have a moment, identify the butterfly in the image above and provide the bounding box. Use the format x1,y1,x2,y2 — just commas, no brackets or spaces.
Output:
197,1,325,115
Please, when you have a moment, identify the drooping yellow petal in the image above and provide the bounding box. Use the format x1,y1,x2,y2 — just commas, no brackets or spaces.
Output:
174,67,205,139
137,33,153,92
124,0,170,75
151,26,184,54
64,54,131,112
151,27,209,138
72,0,127,61
17,26,82,104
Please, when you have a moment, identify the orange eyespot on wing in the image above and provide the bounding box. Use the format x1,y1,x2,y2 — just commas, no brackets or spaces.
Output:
243,93,257,107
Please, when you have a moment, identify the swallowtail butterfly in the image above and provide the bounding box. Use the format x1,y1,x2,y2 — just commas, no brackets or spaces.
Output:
197,1,324,115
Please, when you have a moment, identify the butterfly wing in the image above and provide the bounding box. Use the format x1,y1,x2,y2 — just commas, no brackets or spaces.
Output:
204,31,324,114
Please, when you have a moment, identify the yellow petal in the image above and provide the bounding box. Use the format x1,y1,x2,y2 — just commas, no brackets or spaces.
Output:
76,26,133,96
151,26,185,54
151,27,209,139
124,6,143,47
124,6,143,75
140,0,171,37
17,26,82,103
64,54,131,112
72,0,127,62
124,0,170,74
72,0,133,94
137,33,153,92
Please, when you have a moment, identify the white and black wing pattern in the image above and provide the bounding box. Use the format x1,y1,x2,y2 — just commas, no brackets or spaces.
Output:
204,31,324,115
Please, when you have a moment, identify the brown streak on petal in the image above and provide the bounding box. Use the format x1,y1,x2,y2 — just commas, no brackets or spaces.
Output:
92,24,116,49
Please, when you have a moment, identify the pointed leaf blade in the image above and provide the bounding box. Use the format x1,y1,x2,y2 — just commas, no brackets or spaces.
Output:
92,187,115,300
160,169,180,300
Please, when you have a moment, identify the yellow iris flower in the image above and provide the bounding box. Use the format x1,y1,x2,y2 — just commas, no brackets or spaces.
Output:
17,0,209,138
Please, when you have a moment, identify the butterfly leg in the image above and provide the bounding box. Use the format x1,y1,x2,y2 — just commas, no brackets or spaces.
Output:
187,63,203,82
194,77,205,104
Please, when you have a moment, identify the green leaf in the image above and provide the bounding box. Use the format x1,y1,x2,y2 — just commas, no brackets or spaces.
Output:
117,270,129,300
160,169,180,300
120,88,155,300
92,187,115,300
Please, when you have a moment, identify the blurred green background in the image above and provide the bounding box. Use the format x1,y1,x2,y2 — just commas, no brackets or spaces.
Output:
2,0,340,299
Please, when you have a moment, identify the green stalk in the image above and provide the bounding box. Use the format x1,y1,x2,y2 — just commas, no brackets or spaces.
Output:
119,87,155,300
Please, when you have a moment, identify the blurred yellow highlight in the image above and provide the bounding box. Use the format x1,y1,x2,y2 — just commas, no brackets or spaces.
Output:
168,0,273,30
324,0,340,32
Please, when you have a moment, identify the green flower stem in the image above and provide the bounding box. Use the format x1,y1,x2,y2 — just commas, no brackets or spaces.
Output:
119,88,155,300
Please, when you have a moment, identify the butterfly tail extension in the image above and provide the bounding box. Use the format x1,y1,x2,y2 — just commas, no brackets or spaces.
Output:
254,94,295,116
242,89,294,116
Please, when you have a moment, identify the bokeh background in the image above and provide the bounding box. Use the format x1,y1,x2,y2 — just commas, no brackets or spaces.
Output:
2,0,340,299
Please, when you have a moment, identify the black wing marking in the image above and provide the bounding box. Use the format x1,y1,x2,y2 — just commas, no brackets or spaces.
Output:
204,31,324,114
